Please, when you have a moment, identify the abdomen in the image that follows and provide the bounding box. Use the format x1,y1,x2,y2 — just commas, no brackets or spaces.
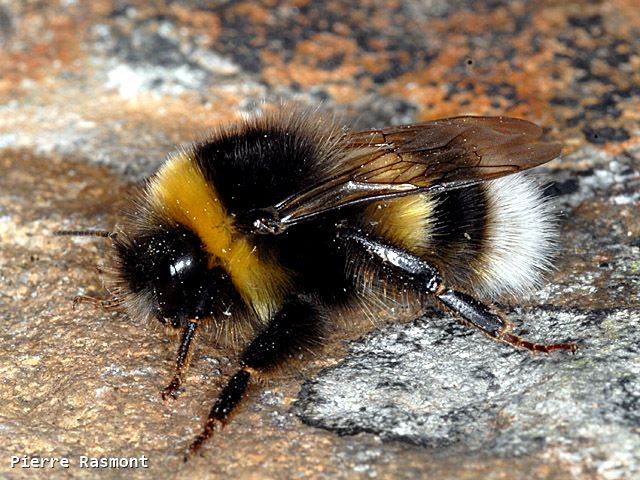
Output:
354,174,557,301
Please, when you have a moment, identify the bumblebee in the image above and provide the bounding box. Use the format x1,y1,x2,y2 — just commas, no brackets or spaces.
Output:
57,108,576,457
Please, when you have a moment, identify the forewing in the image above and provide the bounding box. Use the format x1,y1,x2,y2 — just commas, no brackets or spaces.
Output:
340,116,561,186
253,116,561,233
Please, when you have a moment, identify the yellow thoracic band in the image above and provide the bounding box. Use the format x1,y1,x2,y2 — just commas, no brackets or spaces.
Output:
147,152,292,322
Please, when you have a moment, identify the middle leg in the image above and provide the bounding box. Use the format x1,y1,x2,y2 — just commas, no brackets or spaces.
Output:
186,294,325,458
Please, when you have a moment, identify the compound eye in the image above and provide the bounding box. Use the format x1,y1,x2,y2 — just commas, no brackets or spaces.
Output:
147,228,208,323
155,252,203,312
168,254,197,281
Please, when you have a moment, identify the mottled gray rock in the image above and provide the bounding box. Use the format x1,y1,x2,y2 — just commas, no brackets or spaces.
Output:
296,307,639,478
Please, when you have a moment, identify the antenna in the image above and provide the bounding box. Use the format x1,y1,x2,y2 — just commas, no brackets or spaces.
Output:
53,230,115,239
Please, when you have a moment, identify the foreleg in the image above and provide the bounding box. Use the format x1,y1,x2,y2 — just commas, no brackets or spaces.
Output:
162,320,199,400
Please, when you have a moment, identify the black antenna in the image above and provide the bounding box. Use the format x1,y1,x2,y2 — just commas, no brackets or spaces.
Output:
53,229,116,239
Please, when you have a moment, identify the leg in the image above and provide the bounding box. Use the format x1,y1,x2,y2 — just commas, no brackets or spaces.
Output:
186,295,324,459
340,228,576,353
436,288,576,353
162,320,199,400
72,294,121,311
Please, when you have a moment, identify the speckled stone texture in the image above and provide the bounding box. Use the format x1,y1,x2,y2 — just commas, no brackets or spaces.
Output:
0,1,638,479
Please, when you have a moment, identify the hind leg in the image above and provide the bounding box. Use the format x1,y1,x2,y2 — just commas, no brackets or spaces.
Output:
339,228,576,353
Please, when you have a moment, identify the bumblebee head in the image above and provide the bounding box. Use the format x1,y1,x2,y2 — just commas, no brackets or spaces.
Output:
113,226,216,328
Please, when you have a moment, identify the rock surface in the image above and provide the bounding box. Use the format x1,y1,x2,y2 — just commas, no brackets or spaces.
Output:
0,1,638,479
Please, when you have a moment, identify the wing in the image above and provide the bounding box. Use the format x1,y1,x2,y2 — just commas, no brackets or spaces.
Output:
250,116,562,235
